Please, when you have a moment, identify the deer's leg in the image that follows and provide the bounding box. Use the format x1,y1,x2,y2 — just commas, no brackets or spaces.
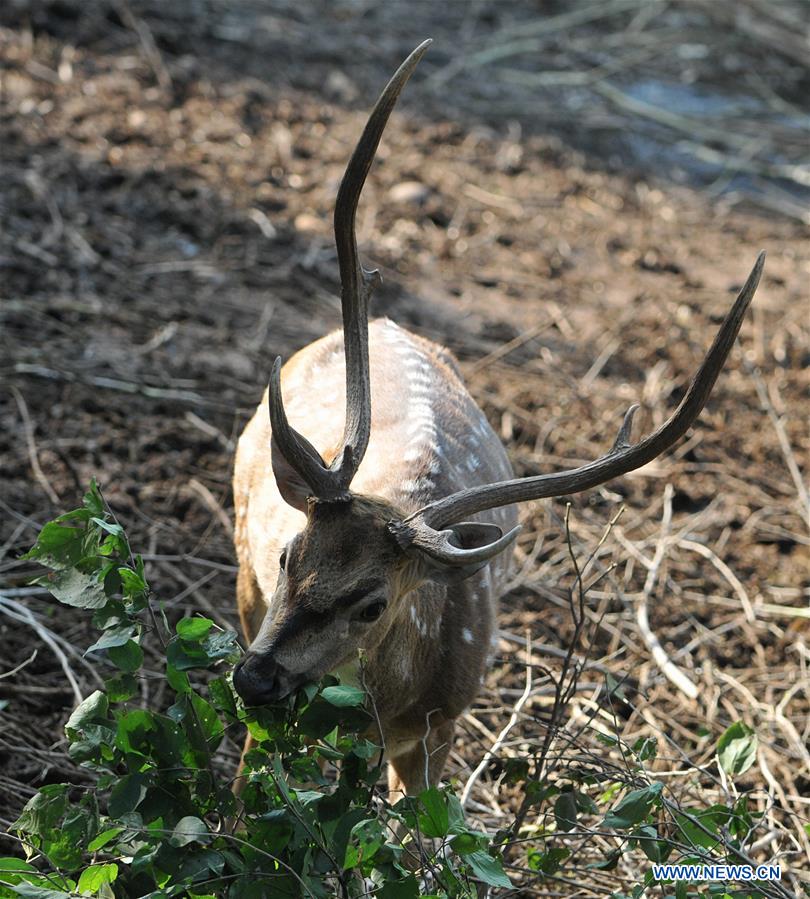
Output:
386,718,455,803
386,719,456,870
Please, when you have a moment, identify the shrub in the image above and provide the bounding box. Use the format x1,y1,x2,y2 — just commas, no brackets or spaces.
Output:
0,482,511,898
0,484,787,898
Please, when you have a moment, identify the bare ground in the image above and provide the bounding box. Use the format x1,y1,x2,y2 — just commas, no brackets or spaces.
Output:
1,1,808,894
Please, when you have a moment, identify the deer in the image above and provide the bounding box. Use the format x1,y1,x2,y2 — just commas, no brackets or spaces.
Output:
231,39,764,802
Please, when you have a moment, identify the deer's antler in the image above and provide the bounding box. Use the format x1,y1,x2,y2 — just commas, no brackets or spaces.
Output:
269,40,432,501
392,251,764,565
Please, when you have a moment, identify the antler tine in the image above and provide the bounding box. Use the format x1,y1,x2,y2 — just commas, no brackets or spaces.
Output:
332,39,432,489
268,357,344,498
406,252,764,535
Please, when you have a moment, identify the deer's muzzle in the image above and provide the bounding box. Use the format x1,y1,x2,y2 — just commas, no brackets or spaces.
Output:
233,651,292,706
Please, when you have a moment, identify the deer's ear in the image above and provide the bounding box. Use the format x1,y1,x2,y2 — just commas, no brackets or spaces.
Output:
271,437,311,512
406,522,509,586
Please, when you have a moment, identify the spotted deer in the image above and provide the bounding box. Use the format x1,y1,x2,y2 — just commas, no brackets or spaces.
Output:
231,40,764,799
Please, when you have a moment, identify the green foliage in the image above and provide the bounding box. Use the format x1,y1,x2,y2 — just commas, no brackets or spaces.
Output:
1,485,778,896
716,722,758,778
1,483,510,898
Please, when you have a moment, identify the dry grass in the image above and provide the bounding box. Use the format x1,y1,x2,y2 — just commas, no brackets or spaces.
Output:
1,1,808,894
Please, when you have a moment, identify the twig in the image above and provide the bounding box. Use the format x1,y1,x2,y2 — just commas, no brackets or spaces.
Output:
419,708,443,793
427,0,648,86
0,649,37,679
14,363,229,411
678,538,755,623
112,0,172,91
0,595,83,705
634,484,699,700
187,478,234,538
11,387,60,505
754,603,810,620
744,360,810,533
468,321,550,375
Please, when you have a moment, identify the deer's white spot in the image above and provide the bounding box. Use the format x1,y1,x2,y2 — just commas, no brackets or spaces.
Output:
407,371,433,388
462,627,474,644
409,400,434,417
407,419,438,439
410,605,427,636
399,478,424,495
403,446,423,462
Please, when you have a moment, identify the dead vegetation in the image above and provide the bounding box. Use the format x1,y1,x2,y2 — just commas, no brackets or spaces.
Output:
1,1,808,894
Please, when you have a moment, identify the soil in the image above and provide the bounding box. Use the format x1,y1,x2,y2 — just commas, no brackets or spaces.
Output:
1,1,808,894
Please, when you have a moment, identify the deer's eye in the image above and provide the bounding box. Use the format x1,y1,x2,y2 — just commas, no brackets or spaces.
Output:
358,600,386,622
279,549,287,571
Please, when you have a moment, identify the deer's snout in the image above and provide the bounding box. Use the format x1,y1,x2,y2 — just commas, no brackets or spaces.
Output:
233,651,290,706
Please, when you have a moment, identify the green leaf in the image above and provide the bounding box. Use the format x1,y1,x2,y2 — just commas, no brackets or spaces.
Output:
418,787,449,838
24,520,85,565
115,709,155,755
12,784,69,837
77,863,118,894
450,832,483,856
43,567,107,609
176,618,214,641
90,518,124,538
376,879,419,899
465,850,512,888
208,677,237,717
170,817,209,848
554,791,578,833
118,568,147,597
633,737,658,762
84,481,105,517
85,625,136,654
674,806,729,850
527,846,570,874
189,693,224,745
716,722,758,777
604,783,663,830
45,796,98,869
343,818,384,869
166,663,191,695
104,673,138,703
0,857,37,886
167,630,240,671
108,773,147,817
107,640,143,672
320,685,365,708
9,887,74,899
635,824,666,863
65,692,109,736
86,828,124,852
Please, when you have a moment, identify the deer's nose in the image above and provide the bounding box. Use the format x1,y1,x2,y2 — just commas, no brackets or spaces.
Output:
233,652,288,706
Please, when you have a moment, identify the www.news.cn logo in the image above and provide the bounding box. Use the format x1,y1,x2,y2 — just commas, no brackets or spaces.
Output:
652,863,782,882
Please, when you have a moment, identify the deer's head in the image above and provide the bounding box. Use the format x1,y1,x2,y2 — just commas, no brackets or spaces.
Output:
232,487,518,705
232,41,764,707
